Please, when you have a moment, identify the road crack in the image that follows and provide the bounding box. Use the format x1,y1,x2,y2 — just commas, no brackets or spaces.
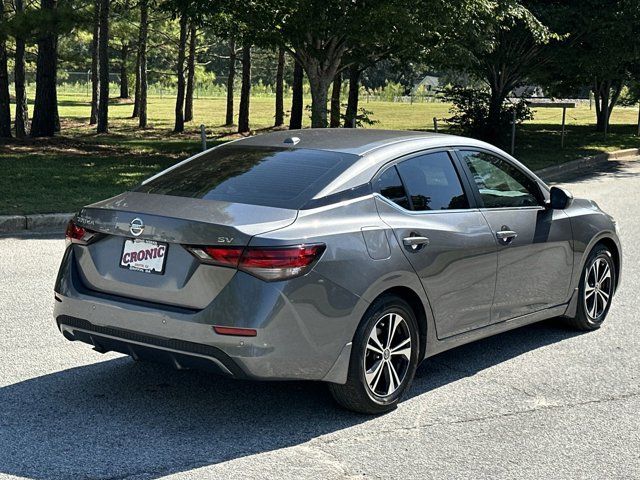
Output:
321,390,640,447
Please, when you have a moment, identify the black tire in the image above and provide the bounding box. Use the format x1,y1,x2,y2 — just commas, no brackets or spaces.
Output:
328,294,420,414
565,245,615,331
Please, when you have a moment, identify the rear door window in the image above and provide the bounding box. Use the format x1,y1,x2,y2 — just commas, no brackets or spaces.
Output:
135,146,359,209
395,152,469,211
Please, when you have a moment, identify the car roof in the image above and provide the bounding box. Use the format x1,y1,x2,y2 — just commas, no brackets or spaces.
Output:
229,129,449,156
222,129,545,200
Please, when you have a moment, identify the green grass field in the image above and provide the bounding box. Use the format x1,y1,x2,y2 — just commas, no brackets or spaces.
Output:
1,92,639,215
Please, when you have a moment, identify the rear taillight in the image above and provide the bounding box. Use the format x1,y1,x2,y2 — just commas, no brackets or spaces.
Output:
187,244,326,281
65,219,98,246
240,245,325,280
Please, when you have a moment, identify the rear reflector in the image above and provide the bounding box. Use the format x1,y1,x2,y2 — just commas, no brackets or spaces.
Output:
213,326,257,337
187,244,326,281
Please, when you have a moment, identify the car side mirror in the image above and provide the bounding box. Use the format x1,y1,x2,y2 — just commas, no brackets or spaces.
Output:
549,186,573,210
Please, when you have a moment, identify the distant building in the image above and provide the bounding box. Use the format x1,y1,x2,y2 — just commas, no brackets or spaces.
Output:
412,75,440,94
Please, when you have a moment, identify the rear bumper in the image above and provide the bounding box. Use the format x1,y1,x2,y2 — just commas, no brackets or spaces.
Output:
54,247,365,383
57,315,247,378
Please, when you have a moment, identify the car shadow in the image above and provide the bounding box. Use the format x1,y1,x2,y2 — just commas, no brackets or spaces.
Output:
0,319,581,479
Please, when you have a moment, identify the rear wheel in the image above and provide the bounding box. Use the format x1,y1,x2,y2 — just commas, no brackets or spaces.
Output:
328,295,419,414
565,245,615,330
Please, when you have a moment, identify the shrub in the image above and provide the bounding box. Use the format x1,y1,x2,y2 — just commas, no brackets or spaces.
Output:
444,86,533,144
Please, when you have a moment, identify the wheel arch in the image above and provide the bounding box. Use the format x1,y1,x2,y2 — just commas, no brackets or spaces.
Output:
372,286,428,362
594,237,621,291
578,233,622,293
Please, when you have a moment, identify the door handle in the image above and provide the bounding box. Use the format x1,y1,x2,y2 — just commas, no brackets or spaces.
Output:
403,236,430,248
496,229,518,243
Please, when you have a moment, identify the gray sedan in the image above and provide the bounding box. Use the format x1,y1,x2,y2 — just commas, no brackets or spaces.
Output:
54,129,621,414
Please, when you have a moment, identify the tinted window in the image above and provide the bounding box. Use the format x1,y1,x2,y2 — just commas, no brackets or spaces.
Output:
396,152,469,211
135,146,358,209
376,166,410,210
459,151,540,208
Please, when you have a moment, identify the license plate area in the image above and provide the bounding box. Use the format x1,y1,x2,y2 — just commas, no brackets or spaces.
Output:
120,238,168,275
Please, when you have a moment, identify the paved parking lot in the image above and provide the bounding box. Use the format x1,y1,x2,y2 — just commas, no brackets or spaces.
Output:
1,159,639,480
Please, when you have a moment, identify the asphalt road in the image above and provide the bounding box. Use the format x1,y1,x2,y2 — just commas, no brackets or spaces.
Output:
1,159,639,480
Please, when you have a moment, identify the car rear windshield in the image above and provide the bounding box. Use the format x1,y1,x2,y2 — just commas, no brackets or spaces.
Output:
134,146,359,209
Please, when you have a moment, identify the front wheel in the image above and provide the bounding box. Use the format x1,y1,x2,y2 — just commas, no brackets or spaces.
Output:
565,245,616,331
328,295,420,414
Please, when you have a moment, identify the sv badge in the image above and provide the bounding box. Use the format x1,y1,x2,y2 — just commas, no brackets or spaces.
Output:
218,236,234,244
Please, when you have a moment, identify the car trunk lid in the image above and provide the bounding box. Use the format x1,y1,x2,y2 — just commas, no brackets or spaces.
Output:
71,192,297,309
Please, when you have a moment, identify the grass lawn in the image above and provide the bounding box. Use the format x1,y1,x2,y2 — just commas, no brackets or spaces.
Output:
1,92,639,215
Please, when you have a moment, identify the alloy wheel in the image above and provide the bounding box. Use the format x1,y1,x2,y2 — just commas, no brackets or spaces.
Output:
584,257,613,320
363,312,412,398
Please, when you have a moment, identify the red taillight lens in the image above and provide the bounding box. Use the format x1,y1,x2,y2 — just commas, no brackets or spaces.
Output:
202,246,244,267
187,244,326,281
241,245,323,269
240,245,326,281
65,220,87,245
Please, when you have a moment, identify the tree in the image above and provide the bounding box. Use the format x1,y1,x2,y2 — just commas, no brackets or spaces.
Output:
0,0,11,138
13,0,29,137
31,0,59,138
119,42,130,98
435,1,555,143
184,22,196,122
343,65,361,128
289,57,303,129
110,0,138,102
132,0,148,126
536,0,640,133
274,46,285,127
237,42,251,133
329,72,341,128
96,0,109,133
173,11,187,132
231,0,422,128
224,37,236,126
89,0,99,124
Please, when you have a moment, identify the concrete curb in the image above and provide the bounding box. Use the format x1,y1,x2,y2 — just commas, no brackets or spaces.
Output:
1,148,638,235
0,213,74,235
535,148,640,183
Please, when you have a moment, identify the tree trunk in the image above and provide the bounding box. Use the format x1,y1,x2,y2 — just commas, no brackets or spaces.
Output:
184,23,196,123
14,0,28,138
308,77,330,128
344,65,361,128
289,59,303,130
485,79,508,144
119,43,129,98
132,47,140,117
31,0,59,138
274,47,285,127
593,80,621,134
237,43,251,134
224,38,236,126
90,0,99,124
301,55,342,128
96,0,109,133
137,0,148,127
330,71,341,128
0,1,11,138
173,13,188,133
